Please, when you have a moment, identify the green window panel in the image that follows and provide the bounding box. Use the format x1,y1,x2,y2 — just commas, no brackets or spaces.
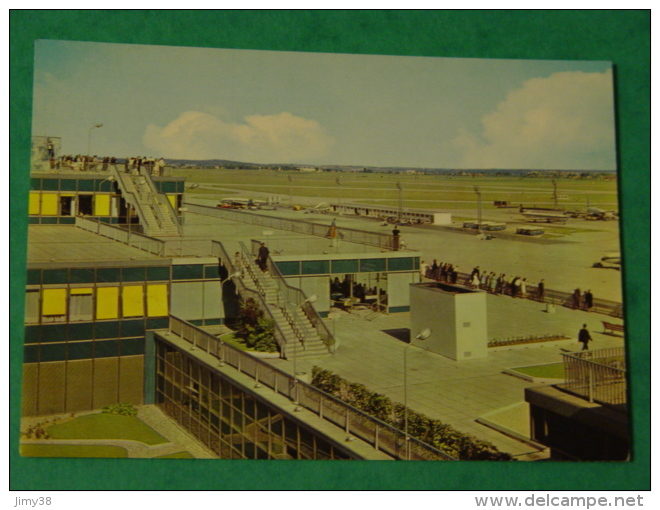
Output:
159,181,176,193
331,259,359,274
121,319,144,338
94,321,120,339
67,341,94,360
96,268,120,283
388,257,414,271
69,268,95,284
41,217,58,224
275,261,300,276
413,257,420,270
98,180,115,192
24,325,40,344
172,264,204,280
77,179,94,191
60,217,75,224
359,258,386,273
41,179,59,191
204,265,220,279
28,217,40,224
147,266,170,281
176,182,185,193
23,345,39,363
122,267,145,282
26,270,41,285
146,318,168,330
40,342,67,362
120,337,145,356
59,179,76,191
40,324,68,343
94,339,119,358
301,260,329,275
69,322,95,341
30,178,41,191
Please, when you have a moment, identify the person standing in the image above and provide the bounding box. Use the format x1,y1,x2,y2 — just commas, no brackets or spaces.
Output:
578,324,592,351
573,288,581,310
257,243,270,271
585,289,594,311
392,227,401,251
538,279,545,302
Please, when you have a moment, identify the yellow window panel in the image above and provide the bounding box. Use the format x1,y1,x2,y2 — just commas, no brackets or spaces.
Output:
168,195,177,209
96,287,119,320
94,194,111,216
28,192,40,215
70,288,93,295
122,285,144,317
147,284,169,317
42,288,67,316
41,194,58,216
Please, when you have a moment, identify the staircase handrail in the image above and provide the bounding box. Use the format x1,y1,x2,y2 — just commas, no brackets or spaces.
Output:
254,240,336,352
211,240,290,357
110,165,154,236
239,242,310,351
138,166,182,235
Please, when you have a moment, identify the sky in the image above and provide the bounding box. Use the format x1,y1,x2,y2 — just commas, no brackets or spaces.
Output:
31,40,617,170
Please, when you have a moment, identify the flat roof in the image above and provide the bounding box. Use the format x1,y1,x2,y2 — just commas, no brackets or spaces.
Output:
27,225,163,266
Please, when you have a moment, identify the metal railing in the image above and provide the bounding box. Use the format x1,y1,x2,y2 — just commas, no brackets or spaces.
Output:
166,315,455,461
75,216,166,256
252,240,336,352
238,242,310,353
211,240,291,357
558,347,627,407
138,165,182,235
426,270,623,318
186,203,395,250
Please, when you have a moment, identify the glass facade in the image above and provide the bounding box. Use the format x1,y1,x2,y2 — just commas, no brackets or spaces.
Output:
155,341,352,460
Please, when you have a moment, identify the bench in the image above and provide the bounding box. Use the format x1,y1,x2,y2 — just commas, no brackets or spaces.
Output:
602,321,625,335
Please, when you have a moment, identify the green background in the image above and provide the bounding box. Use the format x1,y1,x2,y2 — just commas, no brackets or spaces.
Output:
10,10,650,490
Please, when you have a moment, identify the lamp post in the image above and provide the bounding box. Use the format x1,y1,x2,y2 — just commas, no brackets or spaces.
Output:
291,294,318,411
404,328,431,460
87,124,103,165
474,186,482,233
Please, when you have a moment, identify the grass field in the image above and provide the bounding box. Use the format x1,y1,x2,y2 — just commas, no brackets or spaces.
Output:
21,443,128,458
46,413,169,445
512,363,566,379
173,168,619,211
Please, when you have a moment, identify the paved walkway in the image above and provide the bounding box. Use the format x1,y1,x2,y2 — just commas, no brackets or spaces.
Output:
267,297,625,458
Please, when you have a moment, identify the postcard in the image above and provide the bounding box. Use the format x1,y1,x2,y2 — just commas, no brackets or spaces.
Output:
20,40,627,462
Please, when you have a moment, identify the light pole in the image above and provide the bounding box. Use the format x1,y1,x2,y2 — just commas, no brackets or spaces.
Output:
291,294,318,411
87,124,103,163
474,186,482,233
404,328,431,460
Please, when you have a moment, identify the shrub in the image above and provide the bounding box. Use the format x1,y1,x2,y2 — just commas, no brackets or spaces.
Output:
235,298,279,353
102,403,137,417
310,366,514,461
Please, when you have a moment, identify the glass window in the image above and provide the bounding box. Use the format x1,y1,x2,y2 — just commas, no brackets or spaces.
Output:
40,194,59,215
301,260,329,275
388,257,414,271
25,290,40,324
275,261,300,276
331,259,359,274
359,258,386,273
147,284,169,317
96,287,119,320
122,285,145,317
42,288,66,320
69,289,93,321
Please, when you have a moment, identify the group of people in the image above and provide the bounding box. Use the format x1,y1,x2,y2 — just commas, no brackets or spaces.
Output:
572,288,595,311
124,156,166,176
422,260,460,284
422,260,548,301
50,154,118,172
330,276,377,303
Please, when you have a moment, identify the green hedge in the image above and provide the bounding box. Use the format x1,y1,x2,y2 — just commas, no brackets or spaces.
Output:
311,366,513,461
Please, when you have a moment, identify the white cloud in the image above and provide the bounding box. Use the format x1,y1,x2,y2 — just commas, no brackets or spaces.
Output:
143,110,335,163
451,70,616,170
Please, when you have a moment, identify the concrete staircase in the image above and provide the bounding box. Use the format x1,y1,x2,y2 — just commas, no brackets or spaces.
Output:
241,260,330,360
114,167,180,237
